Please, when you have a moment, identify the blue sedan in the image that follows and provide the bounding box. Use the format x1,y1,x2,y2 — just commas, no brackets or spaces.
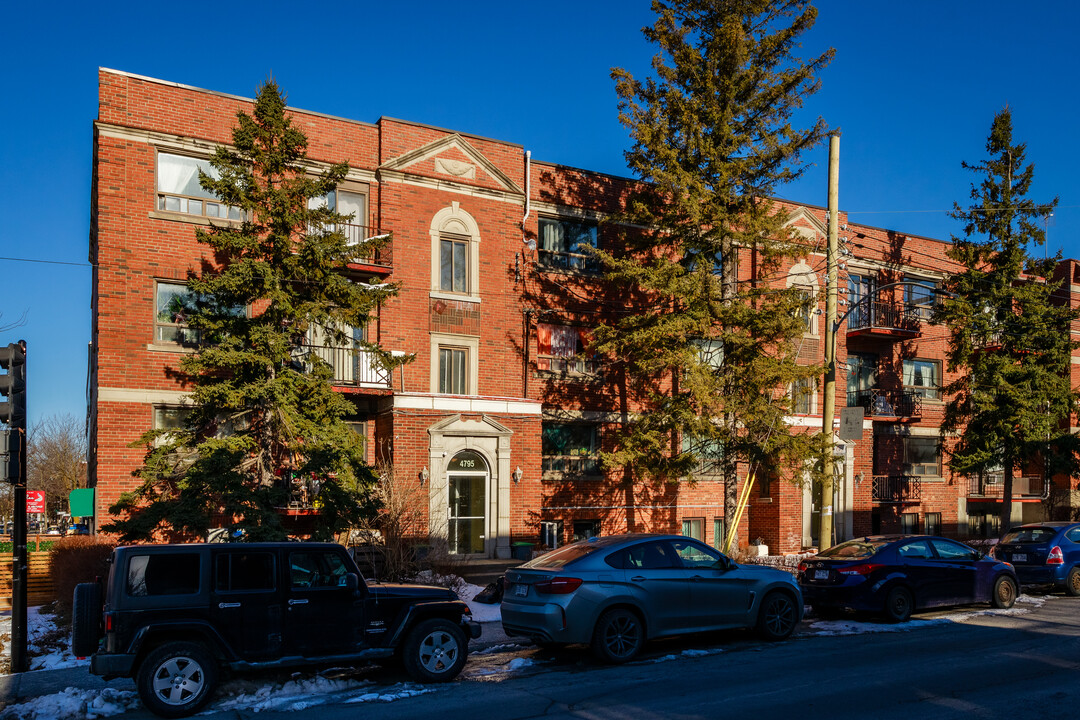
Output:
992,522,1080,594
798,535,1019,622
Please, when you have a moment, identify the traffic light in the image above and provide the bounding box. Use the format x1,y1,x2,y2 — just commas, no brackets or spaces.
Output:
0,341,27,428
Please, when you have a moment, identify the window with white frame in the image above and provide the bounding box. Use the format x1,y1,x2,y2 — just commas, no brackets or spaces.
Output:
904,276,937,319
542,422,600,475
439,235,470,294
538,217,598,272
695,338,724,370
681,517,704,541
156,152,242,220
308,188,368,246
153,405,191,432
796,288,816,333
155,282,201,345
537,324,598,374
792,376,815,415
903,358,940,399
438,345,468,395
903,436,940,476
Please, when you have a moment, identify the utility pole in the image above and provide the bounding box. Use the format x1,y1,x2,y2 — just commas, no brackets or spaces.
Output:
0,340,27,672
819,136,839,550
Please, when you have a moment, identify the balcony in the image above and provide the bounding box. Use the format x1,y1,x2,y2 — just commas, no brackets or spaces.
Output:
872,474,922,503
968,475,1047,499
847,388,922,420
311,222,392,275
846,301,923,340
299,344,392,389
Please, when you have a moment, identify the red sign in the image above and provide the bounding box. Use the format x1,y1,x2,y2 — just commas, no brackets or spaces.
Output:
26,491,45,514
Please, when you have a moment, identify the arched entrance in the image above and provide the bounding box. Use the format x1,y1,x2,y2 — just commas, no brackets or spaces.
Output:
447,450,489,555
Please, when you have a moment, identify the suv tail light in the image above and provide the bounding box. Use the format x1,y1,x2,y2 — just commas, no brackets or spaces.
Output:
104,612,114,633
839,563,883,576
533,577,583,594
797,562,808,573
1047,546,1064,565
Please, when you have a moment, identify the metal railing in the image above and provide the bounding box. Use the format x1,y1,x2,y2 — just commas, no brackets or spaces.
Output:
872,474,922,503
847,388,922,418
299,344,392,387
847,301,923,334
968,475,1046,498
309,222,392,267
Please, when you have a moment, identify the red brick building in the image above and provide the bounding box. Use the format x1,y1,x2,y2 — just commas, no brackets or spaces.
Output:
88,69,1080,556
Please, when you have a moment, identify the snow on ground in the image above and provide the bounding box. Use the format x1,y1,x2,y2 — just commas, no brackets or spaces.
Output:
802,594,1048,637
208,675,432,714
0,606,88,673
0,687,140,720
461,655,539,679
458,582,503,623
647,648,724,664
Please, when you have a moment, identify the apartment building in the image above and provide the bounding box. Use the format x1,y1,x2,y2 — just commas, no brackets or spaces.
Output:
88,69,1078,556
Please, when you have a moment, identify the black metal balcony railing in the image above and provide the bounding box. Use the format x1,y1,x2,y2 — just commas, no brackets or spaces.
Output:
309,222,392,268
299,344,392,388
968,475,1047,498
872,474,922,503
847,388,922,418
847,301,923,336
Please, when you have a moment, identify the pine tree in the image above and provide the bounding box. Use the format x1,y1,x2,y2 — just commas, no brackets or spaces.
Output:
936,108,1078,533
592,1,834,543
105,81,397,541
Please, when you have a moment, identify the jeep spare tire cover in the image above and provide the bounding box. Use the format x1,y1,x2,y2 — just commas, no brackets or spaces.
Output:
71,582,103,657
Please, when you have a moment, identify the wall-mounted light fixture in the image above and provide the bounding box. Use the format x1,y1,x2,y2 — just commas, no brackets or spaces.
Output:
513,467,523,484
419,466,429,485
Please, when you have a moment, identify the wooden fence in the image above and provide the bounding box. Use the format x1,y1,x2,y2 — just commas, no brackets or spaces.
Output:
0,552,55,609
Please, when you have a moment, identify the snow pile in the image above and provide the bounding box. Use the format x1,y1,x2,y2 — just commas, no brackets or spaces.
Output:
461,655,539,678
0,687,139,720
647,648,724,664
458,582,503,623
210,676,431,713
473,643,528,655
803,617,951,636
0,607,89,674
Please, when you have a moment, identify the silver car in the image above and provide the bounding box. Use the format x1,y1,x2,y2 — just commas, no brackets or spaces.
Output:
501,533,802,663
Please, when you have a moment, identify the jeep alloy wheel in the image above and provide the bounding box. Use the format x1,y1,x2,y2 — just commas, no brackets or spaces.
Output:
137,642,218,718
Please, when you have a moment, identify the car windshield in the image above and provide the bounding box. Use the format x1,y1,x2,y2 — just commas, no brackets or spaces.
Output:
522,542,601,569
817,538,891,560
1001,527,1058,544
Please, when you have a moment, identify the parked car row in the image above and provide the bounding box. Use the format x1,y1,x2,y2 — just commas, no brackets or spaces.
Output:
499,522,1080,663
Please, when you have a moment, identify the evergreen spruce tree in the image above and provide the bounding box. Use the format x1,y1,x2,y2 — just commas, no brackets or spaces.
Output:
105,81,397,542
936,108,1078,533
592,1,834,543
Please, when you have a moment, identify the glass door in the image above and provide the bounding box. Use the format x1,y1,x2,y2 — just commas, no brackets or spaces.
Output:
447,451,488,554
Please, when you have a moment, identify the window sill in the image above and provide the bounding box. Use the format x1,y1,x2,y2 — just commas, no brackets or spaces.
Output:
148,210,241,227
429,291,480,304
146,343,196,354
755,497,774,503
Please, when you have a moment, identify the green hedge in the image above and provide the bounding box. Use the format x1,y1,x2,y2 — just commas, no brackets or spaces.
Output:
0,540,57,553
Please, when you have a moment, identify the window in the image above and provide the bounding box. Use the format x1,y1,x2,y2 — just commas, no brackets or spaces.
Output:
897,538,931,557
572,519,601,542
215,552,275,593
904,276,937,319
157,152,242,220
968,513,1001,538
308,188,368,246
848,274,876,328
930,538,973,560
903,437,940,476
155,281,201,345
695,338,724,369
713,518,726,550
440,235,469,293
438,346,468,394
792,376,815,415
900,513,920,535
610,541,678,570
538,217,598,272
796,288,816,333
925,512,942,536
542,423,599,474
846,353,878,406
681,517,704,541
127,553,200,597
903,359,940,399
1066,527,1080,543
288,551,350,589
537,324,598,374
540,520,564,549
671,539,722,568
153,405,190,431
681,433,723,476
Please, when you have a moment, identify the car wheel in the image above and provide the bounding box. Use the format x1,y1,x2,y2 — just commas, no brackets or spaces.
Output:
136,642,217,718
591,608,644,663
1066,567,1080,597
757,592,798,641
991,575,1017,609
402,619,468,682
883,586,913,623
71,583,102,657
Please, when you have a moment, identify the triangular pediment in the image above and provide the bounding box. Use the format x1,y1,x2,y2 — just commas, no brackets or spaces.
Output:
381,134,523,195
427,413,514,437
784,206,828,241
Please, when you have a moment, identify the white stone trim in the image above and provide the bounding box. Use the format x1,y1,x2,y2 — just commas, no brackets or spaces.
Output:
378,169,523,204
429,202,482,299
392,393,542,415
97,387,190,405
380,133,522,194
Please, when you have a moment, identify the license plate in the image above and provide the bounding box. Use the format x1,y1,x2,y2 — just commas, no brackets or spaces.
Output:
814,570,829,580
1013,553,1027,562
514,583,528,597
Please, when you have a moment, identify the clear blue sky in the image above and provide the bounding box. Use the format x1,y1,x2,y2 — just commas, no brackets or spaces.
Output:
2,1,1077,427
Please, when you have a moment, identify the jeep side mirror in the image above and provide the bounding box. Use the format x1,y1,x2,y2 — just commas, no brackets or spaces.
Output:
345,572,360,594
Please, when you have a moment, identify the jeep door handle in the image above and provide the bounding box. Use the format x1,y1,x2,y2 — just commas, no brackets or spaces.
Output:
288,599,309,606
630,576,646,582
218,602,241,609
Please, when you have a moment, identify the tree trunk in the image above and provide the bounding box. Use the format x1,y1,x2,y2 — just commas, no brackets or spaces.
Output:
999,463,1014,534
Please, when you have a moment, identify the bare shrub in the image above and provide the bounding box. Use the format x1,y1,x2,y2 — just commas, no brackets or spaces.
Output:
49,535,117,622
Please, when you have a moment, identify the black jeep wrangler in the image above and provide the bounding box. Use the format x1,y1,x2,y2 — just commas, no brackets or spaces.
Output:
71,543,480,718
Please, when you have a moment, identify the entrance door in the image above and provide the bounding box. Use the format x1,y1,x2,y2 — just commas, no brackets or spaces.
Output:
447,450,488,555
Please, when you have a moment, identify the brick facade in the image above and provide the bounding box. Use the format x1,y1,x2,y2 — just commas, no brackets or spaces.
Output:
89,69,1080,556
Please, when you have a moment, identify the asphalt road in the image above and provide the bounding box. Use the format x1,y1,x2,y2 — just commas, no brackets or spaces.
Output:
20,597,1080,719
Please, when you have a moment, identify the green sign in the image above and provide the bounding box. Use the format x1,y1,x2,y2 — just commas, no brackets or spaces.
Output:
69,488,95,518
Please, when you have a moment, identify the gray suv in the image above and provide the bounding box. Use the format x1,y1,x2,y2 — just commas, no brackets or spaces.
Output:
72,543,480,717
